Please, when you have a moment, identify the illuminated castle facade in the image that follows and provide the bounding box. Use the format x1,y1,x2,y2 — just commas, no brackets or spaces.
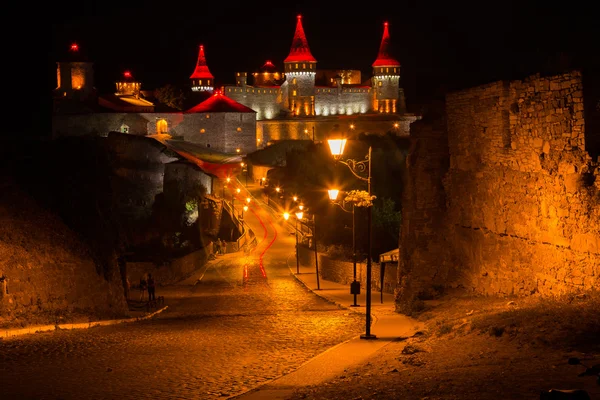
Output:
52,16,418,153
213,16,406,120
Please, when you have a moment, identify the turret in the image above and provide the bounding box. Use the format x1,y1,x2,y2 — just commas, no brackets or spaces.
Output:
54,43,95,101
284,15,316,116
190,45,214,92
371,22,404,113
115,70,141,97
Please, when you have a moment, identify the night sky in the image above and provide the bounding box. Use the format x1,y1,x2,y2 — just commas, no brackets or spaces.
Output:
50,0,598,110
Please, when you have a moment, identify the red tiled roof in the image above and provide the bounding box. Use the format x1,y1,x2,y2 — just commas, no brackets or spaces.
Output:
185,92,256,113
372,22,400,67
190,45,215,79
284,15,317,63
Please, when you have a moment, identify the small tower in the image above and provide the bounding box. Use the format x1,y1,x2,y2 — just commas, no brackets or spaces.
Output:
190,45,214,92
371,22,404,113
284,15,317,117
115,70,141,97
54,43,95,101
236,72,247,88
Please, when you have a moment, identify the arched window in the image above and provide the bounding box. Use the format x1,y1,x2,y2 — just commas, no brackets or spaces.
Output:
156,119,168,134
120,124,129,133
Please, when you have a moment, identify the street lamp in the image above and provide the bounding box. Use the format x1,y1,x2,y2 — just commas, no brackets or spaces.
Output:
241,162,248,187
328,189,359,307
295,211,303,274
242,205,248,219
233,187,241,214
327,136,376,340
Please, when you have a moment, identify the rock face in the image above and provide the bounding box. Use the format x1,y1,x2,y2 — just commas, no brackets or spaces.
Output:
0,179,128,328
397,71,600,312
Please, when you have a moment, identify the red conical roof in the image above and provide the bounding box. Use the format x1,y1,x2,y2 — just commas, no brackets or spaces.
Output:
284,15,316,63
372,22,400,67
190,45,214,79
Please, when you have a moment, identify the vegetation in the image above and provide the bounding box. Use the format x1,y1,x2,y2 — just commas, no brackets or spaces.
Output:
154,84,187,110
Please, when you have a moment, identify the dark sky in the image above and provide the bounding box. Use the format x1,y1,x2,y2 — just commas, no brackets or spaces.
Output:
50,0,598,109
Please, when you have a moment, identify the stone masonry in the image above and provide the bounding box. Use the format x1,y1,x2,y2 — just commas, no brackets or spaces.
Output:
397,71,600,311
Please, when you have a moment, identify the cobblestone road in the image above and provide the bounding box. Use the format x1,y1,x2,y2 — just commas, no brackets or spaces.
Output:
0,199,364,400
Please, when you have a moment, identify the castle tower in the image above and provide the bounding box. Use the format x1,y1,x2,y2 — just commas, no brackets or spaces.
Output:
54,43,95,101
371,22,404,113
190,45,214,92
284,15,316,117
115,70,141,97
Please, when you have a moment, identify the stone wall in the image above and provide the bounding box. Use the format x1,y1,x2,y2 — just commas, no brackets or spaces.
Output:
0,179,128,328
397,71,600,311
298,245,397,294
314,88,370,116
106,133,180,222
258,114,416,145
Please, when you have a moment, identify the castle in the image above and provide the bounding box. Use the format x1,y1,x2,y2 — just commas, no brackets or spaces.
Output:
52,16,419,155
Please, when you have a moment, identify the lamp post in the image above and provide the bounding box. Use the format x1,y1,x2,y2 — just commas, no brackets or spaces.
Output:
233,187,241,215
242,205,248,219
295,211,303,274
328,189,359,307
327,137,376,340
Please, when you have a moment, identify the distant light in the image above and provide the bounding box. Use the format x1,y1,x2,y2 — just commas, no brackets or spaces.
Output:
70,43,79,52
283,212,290,220
124,71,132,78
295,211,303,220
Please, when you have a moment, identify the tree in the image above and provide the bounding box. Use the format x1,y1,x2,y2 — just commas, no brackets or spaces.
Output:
372,197,401,255
154,84,186,110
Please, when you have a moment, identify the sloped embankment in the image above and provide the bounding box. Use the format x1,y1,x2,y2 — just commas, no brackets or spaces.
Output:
0,178,128,329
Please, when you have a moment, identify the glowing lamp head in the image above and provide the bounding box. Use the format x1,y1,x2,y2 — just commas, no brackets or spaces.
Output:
394,122,399,128
236,188,241,194
226,177,231,183
293,196,298,202
261,177,266,182
275,187,280,193
350,124,355,129
327,138,347,159
283,212,290,220
243,205,248,212
296,211,303,220
328,189,340,201
236,148,241,153
246,197,251,204
299,204,304,211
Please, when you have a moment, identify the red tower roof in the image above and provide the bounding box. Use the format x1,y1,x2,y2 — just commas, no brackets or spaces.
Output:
284,15,316,63
186,91,256,113
372,22,400,67
190,45,215,80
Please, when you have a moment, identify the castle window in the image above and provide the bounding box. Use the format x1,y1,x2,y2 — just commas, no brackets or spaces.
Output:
237,72,240,76
228,88,231,92
293,90,297,96
206,114,210,119
295,64,298,68
199,80,202,85
303,63,306,69
378,81,382,87
120,124,129,133
156,119,168,134
236,127,242,132
292,78,297,84
200,128,206,133
309,64,313,69
386,68,389,73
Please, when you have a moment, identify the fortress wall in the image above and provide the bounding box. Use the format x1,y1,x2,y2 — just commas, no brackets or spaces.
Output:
397,71,600,311
52,113,152,137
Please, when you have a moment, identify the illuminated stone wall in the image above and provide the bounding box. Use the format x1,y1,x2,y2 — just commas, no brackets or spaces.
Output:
179,112,257,154
0,181,128,328
315,88,371,116
397,71,600,311
224,86,282,120
258,114,416,144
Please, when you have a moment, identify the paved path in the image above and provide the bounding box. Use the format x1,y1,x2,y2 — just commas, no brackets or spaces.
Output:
0,184,365,400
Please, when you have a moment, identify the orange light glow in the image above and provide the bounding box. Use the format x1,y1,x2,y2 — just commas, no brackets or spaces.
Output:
124,71,132,78
70,43,79,52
